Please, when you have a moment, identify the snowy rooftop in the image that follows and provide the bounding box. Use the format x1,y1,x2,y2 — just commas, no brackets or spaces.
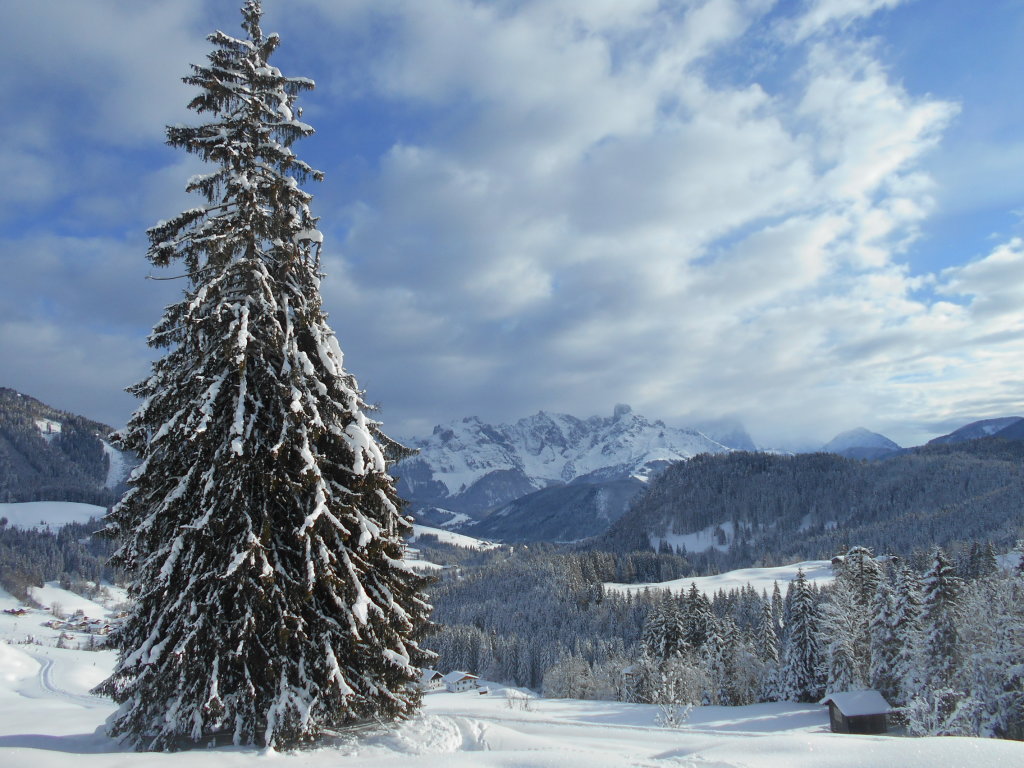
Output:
443,671,478,683
820,690,892,717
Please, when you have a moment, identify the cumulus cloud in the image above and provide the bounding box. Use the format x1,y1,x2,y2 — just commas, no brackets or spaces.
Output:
297,0,995,445
4,0,1023,447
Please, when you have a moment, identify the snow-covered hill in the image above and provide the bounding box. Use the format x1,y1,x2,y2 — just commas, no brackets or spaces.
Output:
410,524,499,551
395,405,733,530
604,559,836,597
2,582,1023,767
0,501,106,532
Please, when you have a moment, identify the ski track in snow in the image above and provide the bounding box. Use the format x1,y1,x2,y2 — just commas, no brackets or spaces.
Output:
26,650,105,708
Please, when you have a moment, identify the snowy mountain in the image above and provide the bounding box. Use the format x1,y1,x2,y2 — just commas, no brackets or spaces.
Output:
0,388,134,505
394,405,733,537
821,427,901,460
927,416,1024,445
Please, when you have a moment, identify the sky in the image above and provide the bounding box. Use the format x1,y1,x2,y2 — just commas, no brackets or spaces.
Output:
3,0,1024,449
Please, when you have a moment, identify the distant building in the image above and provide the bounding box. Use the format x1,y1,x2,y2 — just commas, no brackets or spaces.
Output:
420,669,445,691
820,690,892,734
443,671,480,693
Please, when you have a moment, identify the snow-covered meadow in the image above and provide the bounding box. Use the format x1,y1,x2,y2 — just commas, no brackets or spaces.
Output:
604,559,836,597
2,582,1022,768
0,502,106,532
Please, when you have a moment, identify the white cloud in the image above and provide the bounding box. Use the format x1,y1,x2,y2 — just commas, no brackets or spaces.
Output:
298,0,992,445
789,0,908,43
5,0,1022,448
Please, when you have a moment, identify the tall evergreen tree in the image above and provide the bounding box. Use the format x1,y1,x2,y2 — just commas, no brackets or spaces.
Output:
867,579,898,701
779,569,823,702
818,578,862,693
890,563,924,705
94,3,431,750
918,548,962,690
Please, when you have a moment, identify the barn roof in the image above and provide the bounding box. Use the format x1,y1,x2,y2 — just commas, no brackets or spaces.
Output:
820,690,892,717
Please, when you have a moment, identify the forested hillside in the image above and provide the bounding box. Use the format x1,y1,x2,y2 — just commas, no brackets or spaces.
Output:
599,439,1024,570
0,388,129,505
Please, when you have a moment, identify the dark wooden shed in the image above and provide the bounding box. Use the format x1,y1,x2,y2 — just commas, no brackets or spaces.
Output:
820,690,892,734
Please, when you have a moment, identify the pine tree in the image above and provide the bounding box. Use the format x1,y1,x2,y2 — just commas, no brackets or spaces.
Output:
818,578,862,693
94,3,431,750
918,548,962,690
890,563,923,705
641,593,688,660
779,569,822,702
755,595,779,665
867,579,897,701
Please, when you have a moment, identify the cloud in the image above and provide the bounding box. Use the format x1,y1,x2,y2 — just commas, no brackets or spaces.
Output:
296,0,991,446
4,0,1023,449
788,0,908,42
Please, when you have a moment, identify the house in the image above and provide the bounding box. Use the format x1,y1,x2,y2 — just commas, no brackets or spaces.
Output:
419,669,445,692
443,671,480,693
820,690,892,734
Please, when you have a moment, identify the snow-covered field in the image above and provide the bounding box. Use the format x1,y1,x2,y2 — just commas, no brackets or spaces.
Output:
3,583,1023,767
604,559,836,597
410,524,499,550
0,502,106,532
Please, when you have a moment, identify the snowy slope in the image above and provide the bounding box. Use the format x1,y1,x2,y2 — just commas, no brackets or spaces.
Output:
1,609,1022,767
0,501,106,531
410,525,499,551
604,559,836,597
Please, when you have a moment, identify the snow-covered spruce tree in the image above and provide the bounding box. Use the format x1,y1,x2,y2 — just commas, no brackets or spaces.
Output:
94,3,431,751
917,547,962,690
779,569,823,703
867,579,898,702
890,563,923,705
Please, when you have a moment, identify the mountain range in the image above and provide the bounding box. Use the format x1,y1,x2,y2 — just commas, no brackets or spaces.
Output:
3,385,1022,551
396,407,1024,544
393,405,740,540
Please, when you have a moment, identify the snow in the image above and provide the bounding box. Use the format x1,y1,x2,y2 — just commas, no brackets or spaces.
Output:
438,511,472,528
651,521,735,553
101,441,129,489
0,502,106,532
26,583,110,619
1,587,1023,766
0,562,1014,764
34,418,62,441
0,581,1019,768
410,525,499,551
604,559,836,597
404,408,730,499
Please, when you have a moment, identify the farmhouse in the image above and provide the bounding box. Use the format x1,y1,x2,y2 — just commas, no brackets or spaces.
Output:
443,671,480,693
419,669,445,691
820,690,892,734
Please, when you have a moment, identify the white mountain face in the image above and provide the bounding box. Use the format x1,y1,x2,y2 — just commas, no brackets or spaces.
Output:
394,405,732,518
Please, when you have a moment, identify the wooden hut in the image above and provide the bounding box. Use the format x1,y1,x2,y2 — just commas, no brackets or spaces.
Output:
820,690,892,734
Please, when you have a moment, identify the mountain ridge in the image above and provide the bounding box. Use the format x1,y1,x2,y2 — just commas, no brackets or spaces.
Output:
394,405,739,533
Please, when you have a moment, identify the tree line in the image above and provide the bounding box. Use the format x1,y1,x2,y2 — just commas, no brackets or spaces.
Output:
425,543,1024,740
